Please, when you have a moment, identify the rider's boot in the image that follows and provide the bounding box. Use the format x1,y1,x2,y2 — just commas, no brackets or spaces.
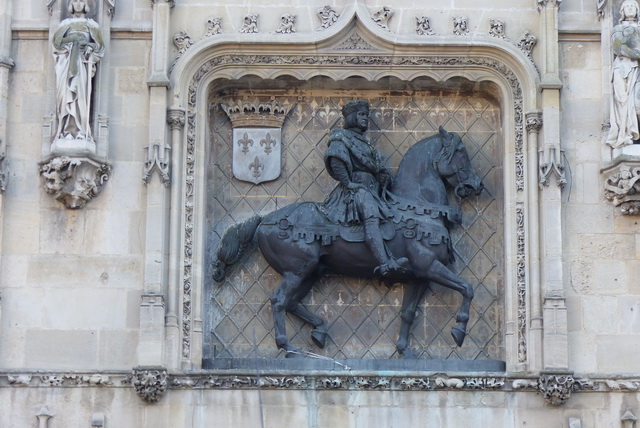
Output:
364,218,409,277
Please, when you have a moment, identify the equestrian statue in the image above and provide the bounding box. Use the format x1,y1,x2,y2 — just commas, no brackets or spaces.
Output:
212,100,484,358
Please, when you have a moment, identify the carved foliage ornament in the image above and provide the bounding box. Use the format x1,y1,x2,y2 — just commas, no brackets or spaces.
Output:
489,19,507,39
318,6,340,29
39,156,111,209
205,17,222,37
537,374,575,406
416,16,435,35
240,14,259,34
453,16,469,35
0,151,6,193
518,31,537,57
131,368,168,403
276,14,296,34
372,7,393,30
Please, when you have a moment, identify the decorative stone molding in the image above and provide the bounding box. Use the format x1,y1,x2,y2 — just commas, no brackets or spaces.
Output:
539,145,566,188
602,159,640,215
39,156,111,209
276,14,296,34
182,52,526,360
537,374,576,406
130,367,168,403
0,151,6,193
518,31,537,58
220,99,289,129
516,203,527,363
143,141,171,186
318,6,340,29
336,32,376,50
490,19,507,39
205,17,222,37
416,16,435,35
173,31,193,55
150,0,175,7
240,14,259,34
371,7,393,30
453,16,470,35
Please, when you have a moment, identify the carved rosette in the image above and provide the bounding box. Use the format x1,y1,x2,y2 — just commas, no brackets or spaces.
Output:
131,368,168,403
602,160,640,215
537,374,574,406
39,156,111,209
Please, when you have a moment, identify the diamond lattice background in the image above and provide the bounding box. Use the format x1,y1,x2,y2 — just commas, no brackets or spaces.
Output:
204,89,504,361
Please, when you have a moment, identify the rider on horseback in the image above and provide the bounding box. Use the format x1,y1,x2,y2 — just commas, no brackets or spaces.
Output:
323,100,408,277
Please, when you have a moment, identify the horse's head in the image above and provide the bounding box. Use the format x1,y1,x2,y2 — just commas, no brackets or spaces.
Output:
434,127,484,198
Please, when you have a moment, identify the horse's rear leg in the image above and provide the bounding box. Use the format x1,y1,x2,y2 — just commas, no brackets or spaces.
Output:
426,260,474,347
270,273,307,358
397,281,429,358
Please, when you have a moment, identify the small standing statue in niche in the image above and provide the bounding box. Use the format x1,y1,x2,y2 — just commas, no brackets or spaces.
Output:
212,100,484,358
608,0,640,148
52,0,104,143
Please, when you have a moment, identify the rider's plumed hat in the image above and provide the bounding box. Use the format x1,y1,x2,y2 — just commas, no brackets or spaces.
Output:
341,100,369,117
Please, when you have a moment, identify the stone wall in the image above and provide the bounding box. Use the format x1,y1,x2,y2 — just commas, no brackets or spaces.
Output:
1,0,640,426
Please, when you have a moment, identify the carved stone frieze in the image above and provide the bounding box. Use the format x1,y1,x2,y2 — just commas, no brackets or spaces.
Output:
539,145,566,188
518,31,537,58
276,14,296,34
39,156,111,209
173,31,193,55
416,16,435,35
371,7,393,30
318,6,340,29
453,16,470,35
131,367,168,403
205,17,222,37
142,141,171,186
537,374,574,406
489,19,507,39
516,203,527,363
7,374,32,385
183,53,525,360
602,159,640,215
240,14,259,34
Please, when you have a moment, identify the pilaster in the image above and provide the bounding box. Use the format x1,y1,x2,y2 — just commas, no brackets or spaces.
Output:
538,0,568,372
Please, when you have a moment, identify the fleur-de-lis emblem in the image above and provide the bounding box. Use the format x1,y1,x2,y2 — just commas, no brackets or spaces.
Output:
249,156,264,178
238,133,254,154
260,132,277,154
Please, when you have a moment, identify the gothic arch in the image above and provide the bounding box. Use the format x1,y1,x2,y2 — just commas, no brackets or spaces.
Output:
166,11,544,372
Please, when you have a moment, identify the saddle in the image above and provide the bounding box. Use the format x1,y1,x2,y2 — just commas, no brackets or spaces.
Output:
266,202,452,246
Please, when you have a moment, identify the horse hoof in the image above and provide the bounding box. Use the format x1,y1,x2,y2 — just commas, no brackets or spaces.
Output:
451,326,466,347
398,348,418,359
311,328,327,349
285,349,305,358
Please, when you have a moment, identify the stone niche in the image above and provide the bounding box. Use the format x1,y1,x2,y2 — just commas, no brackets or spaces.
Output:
203,75,505,364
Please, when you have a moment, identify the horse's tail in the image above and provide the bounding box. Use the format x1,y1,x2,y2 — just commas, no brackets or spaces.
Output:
212,214,262,282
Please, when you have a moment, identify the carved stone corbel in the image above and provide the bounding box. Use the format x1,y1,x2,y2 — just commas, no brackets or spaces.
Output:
131,367,168,403
602,158,640,215
39,156,111,209
537,373,574,406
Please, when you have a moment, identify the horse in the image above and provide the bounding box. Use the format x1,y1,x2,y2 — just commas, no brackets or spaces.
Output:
212,126,484,358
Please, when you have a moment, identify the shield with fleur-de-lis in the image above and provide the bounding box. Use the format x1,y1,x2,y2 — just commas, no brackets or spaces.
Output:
232,128,281,184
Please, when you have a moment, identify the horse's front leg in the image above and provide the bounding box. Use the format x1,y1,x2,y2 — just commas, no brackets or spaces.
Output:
427,260,474,347
397,281,429,358
270,273,306,358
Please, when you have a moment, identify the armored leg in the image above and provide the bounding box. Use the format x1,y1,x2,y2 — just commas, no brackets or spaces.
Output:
364,217,408,277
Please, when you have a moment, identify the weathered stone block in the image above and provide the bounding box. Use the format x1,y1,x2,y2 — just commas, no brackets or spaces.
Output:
24,329,99,369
